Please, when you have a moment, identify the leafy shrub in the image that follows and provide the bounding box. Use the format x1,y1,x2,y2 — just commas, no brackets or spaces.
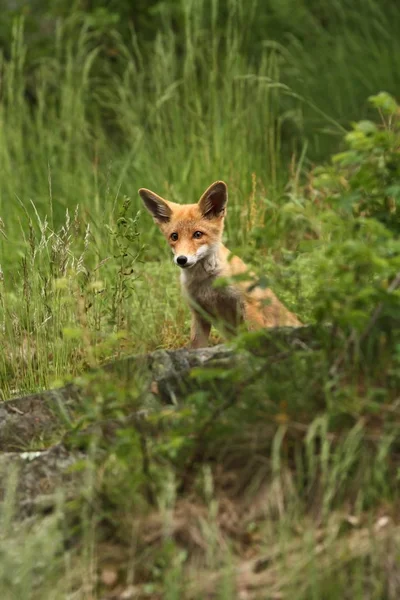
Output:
313,92,400,233
263,93,400,341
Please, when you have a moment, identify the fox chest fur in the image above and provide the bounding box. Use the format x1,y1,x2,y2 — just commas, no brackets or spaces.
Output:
180,255,244,329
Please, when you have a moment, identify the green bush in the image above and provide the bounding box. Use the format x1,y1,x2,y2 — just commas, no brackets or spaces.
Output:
314,92,400,233
263,94,400,339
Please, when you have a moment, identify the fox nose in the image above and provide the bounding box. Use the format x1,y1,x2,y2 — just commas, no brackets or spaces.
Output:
176,255,188,267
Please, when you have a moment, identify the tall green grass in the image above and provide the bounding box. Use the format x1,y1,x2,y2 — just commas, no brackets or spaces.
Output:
2,0,400,253
263,0,400,156
0,2,291,260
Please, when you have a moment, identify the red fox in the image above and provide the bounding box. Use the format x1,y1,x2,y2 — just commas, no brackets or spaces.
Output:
139,181,301,348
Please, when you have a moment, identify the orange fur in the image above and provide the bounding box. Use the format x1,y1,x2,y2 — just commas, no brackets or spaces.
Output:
139,181,301,348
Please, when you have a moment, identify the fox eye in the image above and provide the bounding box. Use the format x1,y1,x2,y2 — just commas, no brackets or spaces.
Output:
193,231,203,239
170,232,178,241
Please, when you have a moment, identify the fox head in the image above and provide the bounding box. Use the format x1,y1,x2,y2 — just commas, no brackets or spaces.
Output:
138,181,228,269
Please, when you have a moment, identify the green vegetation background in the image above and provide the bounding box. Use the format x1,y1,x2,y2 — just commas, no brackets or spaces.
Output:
0,1,399,598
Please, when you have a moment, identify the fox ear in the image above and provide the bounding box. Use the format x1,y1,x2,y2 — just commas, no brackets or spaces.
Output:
198,181,228,218
138,188,172,223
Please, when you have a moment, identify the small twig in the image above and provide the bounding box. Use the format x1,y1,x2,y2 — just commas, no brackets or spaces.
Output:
7,404,25,415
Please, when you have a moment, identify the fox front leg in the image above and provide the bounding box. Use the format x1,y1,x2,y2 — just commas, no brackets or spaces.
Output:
190,311,211,349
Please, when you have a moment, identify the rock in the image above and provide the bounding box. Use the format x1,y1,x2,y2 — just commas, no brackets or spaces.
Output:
104,343,239,403
0,443,82,517
0,384,81,451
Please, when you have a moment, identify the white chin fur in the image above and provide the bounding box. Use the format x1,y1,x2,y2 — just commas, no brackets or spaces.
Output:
195,244,210,260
